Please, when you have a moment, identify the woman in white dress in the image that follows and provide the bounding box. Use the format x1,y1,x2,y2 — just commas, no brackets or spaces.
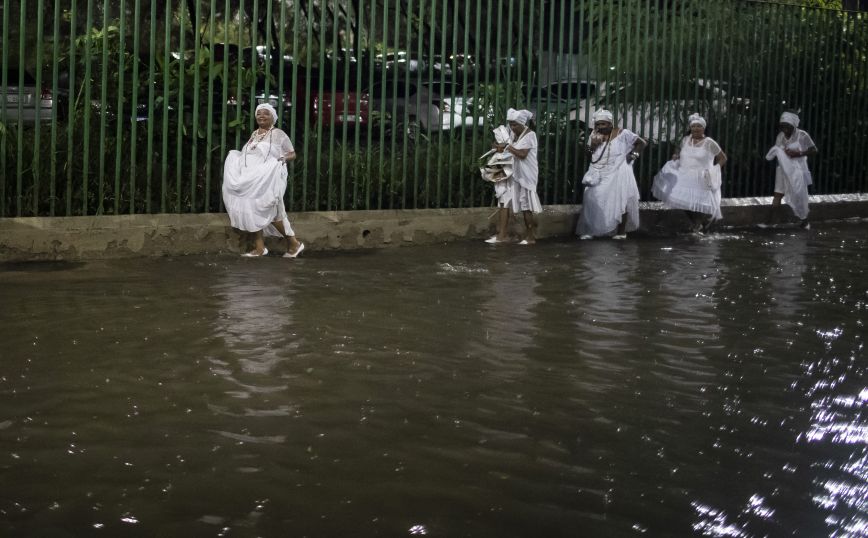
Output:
652,113,727,232
763,112,817,229
223,103,305,258
576,109,647,240
486,108,542,245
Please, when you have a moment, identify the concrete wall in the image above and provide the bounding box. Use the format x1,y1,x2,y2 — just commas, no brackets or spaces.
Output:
1,195,866,261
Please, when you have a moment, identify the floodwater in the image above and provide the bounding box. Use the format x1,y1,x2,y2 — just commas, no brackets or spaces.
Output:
1,223,866,537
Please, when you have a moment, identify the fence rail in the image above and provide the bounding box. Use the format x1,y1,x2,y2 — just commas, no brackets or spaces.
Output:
1,0,867,218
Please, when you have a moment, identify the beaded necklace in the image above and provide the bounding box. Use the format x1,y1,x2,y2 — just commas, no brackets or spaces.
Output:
244,127,274,166
590,132,613,167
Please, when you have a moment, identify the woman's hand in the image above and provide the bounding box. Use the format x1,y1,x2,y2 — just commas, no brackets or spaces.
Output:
493,143,507,152
784,148,802,158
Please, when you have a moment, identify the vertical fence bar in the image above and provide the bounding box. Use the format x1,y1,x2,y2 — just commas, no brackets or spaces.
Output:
315,3,325,210
827,10,845,194
161,0,171,212
302,2,313,211
458,0,473,208
50,0,61,215
97,0,108,214
0,0,8,217
468,0,481,208
190,0,202,213
16,2,25,215
352,0,364,210
205,0,216,212
114,0,126,214
816,8,835,192
176,3,186,212
376,0,388,209
129,0,141,214
435,0,447,207
33,0,44,215
388,0,402,210
363,0,375,210
402,0,416,209
82,0,94,215
146,0,156,213
66,0,77,215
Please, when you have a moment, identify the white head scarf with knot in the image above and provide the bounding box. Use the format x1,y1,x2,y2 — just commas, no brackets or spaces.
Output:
688,113,706,128
780,112,800,128
592,109,614,124
506,108,533,126
256,103,278,124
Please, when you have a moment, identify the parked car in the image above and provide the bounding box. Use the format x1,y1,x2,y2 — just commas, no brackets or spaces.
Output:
528,79,598,135
0,68,54,123
368,79,486,139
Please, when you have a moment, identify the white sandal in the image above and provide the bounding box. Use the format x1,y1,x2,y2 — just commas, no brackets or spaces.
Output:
241,247,268,257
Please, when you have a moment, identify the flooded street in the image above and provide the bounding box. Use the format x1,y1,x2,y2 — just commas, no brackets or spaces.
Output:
1,224,866,537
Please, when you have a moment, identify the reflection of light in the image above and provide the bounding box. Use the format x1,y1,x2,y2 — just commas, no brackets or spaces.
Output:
805,392,868,444
690,501,748,537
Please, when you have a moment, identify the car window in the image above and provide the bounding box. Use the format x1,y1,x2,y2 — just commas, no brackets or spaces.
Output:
2,68,36,85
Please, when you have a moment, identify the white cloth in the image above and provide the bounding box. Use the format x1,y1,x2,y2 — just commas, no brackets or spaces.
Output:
506,108,533,126
780,112,800,128
593,109,613,123
509,130,542,213
765,129,815,220
222,128,296,237
577,129,641,237
652,136,723,220
494,129,542,214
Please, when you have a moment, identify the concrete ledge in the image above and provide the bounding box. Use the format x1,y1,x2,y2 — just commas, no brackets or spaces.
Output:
1,194,866,261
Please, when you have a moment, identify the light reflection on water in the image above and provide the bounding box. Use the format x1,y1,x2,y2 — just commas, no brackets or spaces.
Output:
0,224,865,536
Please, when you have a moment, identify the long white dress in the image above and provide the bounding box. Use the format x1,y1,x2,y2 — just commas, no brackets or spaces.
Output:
494,129,543,214
576,129,641,237
652,136,723,220
222,128,296,237
765,129,815,220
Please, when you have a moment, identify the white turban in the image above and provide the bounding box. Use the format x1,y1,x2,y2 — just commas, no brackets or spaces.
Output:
780,112,799,128
688,113,706,128
506,108,533,126
256,103,278,124
592,109,613,124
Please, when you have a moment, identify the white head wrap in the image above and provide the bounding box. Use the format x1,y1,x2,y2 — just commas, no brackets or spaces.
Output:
255,103,278,124
780,112,799,128
506,108,533,126
688,113,706,128
592,109,613,124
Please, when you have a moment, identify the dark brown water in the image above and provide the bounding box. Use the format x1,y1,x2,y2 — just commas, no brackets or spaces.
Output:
1,223,866,537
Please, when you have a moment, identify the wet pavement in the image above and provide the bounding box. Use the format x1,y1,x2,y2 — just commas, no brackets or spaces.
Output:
1,223,866,536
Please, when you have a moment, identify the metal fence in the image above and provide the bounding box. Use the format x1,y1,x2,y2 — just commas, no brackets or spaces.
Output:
1,0,867,218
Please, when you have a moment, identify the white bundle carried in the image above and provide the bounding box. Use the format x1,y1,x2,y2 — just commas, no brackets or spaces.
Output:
479,125,514,183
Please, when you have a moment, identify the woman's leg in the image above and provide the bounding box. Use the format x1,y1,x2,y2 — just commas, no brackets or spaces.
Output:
272,220,302,254
522,210,536,244
497,207,511,241
767,192,784,224
616,213,628,236
251,231,266,255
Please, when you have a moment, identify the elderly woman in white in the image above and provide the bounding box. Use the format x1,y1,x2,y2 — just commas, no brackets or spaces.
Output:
652,113,727,233
763,111,817,229
576,109,647,240
486,108,542,245
223,103,305,257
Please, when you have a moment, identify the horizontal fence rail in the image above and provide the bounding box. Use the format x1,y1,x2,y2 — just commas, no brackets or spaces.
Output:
1,0,867,217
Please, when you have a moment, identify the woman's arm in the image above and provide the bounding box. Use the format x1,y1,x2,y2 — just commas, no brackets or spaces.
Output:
507,145,530,159
714,150,727,167
627,137,647,163
279,150,296,162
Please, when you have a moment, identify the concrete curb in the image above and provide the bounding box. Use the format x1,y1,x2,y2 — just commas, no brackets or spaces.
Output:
1,194,866,261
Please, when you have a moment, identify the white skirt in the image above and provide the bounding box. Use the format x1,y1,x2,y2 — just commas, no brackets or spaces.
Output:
576,163,640,237
222,150,294,237
652,161,723,220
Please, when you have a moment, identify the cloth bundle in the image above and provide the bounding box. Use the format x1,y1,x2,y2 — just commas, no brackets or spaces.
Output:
479,125,514,183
